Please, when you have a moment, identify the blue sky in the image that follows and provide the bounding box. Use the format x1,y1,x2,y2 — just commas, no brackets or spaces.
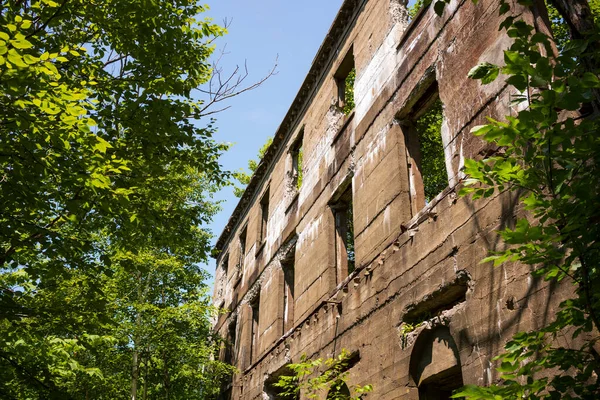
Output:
200,0,344,286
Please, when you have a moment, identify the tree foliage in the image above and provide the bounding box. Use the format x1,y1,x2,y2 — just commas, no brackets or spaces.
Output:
0,0,235,398
274,350,373,399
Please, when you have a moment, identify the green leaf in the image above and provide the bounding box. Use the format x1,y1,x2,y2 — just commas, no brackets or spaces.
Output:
10,38,33,49
434,0,446,16
468,62,500,84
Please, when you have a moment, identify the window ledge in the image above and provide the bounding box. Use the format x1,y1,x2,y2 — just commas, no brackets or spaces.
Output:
255,240,266,257
285,191,299,215
332,110,355,146
403,184,456,232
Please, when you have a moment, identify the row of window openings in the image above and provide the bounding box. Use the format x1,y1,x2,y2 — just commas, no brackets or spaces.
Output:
219,51,358,281
223,196,353,366
222,91,445,273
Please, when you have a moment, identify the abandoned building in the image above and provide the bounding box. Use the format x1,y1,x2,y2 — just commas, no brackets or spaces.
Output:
212,0,562,398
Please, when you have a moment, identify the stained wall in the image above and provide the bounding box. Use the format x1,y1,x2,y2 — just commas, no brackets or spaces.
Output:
212,0,563,398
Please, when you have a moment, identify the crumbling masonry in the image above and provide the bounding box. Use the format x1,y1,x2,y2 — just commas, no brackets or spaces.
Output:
212,0,565,398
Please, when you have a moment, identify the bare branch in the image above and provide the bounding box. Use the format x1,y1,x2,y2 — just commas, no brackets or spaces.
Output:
196,49,278,117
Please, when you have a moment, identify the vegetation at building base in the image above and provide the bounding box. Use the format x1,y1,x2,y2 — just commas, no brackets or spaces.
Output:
439,0,600,398
0,0,241,398
274,349,373,399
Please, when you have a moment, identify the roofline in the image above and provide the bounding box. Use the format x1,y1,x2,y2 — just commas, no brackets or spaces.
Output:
214,0,364,256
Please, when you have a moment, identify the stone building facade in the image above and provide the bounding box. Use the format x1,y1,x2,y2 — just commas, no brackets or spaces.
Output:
212,0,561,398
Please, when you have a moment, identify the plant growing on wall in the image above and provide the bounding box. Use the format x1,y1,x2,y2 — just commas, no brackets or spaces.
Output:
274,349,373,399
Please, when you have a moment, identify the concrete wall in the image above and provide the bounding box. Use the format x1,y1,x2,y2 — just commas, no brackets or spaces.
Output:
212,0,565,398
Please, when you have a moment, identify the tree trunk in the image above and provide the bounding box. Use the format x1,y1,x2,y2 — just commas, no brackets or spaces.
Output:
163,350,170,400
549,0,595,39
131,272,143,400
131,345,139,400
549,0,600,114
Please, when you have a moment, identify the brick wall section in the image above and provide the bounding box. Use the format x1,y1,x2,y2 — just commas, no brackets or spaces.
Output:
212,0,566,398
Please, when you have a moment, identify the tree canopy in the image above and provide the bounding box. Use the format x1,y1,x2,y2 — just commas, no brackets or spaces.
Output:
0,0,235,398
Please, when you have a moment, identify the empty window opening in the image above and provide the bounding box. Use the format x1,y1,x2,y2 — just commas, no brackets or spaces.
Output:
418,367,464,400
327,381,351,399
332,186,355,282
416,97,446,202
222,252,229,277
334,48,355,115
281,250,296,333
239,226,247,270
250,295,260,362
409,327,464,400
291,133,304,190
259,189,270,245
264,365,299,400
217,388,232,400
404,83,448,213
224,318,237,365
403,271,470,325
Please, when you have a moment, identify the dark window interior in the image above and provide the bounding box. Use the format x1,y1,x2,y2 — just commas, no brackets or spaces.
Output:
259,189,269,244
251,296,260,362
239,226,247,269
291,133,304,190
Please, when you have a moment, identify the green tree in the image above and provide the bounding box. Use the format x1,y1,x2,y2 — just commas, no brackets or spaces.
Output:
0,0,239,398
233,136,273,197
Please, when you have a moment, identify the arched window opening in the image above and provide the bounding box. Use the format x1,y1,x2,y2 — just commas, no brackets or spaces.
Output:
327,381,351,399
409,326,464,400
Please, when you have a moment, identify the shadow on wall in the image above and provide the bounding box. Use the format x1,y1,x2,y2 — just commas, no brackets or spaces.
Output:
409,326,464,400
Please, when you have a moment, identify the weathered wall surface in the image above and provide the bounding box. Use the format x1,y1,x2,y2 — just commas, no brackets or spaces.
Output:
212,0,565,398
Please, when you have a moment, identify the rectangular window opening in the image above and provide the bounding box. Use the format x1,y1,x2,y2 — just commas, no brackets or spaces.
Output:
259,189,270,245
404,83,448,213
239,226,247,270
250,295,260,363
291,132,304,190
222,252,229,277
224,318,237,365
334,48,355,116
264,365,299,400
281,250,295,333
332,186,355,282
